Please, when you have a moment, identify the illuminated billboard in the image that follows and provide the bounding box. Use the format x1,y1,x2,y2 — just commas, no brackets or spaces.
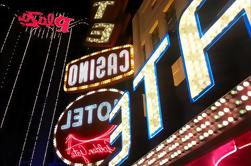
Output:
84,0,130,47
57,0,251,165
18,11,74,33
64,45,134,93
54,88,123,165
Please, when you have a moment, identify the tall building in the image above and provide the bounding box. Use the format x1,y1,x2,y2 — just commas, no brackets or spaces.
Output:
0,2,89,166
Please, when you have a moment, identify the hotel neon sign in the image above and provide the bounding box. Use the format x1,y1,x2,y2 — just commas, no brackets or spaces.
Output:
54,89,124,165
109,0,251,165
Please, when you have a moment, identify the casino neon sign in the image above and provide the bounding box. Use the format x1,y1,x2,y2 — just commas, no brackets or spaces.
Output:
55,0,251,165
108,0,251,165
64,45,134,93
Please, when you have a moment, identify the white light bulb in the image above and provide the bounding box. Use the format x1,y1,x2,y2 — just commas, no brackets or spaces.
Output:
245,105,251,111
196,127,201,132
223,121,229,126
208,130,214,135
237,85,244,91
205,121,210,126
202,113,207,117
243,81,250,87
211,106,217,110
203,132,209,137
223,108,230,113
241,95,248,101
218,111,224,116
215,102,221,107
228,117,234,122
220,98,226,103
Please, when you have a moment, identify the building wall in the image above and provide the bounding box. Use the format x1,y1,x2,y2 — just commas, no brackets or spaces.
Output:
132,0,187,84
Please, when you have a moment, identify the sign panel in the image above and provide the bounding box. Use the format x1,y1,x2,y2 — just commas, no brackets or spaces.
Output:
84,0,130,47
18,11,74,33
54,89,124,165
57,0,251,165
64,45,134,93
105,0,251,165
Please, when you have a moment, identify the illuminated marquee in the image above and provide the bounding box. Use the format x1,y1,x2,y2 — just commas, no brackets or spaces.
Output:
64,45,134,93
18,11,74,33
106,0,251,165
54,89,123,165
133,34,170,139
178,0,251,102
85,0,130,47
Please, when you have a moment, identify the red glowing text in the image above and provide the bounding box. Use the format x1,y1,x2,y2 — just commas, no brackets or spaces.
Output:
65,126,116,164
18,11,74,33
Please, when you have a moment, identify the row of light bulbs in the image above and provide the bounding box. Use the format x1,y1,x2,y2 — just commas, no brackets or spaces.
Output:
133,76,251,166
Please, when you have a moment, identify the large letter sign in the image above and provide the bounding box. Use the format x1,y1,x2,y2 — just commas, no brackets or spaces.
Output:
107,0,251,165
109,92,131,166
179,0,251,102
54,89,123,165
133,34,170,139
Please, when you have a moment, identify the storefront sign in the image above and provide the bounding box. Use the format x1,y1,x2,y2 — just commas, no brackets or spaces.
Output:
85,0,130,47
64,45,134,93
18,11,74,33
54,89,124,165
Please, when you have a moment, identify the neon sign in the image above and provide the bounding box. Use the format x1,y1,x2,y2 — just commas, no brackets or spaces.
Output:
107,0,251,165
54,89,123,165
178,0,251,102
85,0,130,47
186,131,251,166
133,35,170,139
18,11,74,33
65,126,116,164
64,45,134,93
109,92,131,166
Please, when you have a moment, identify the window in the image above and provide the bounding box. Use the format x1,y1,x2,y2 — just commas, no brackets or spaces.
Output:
141,44,146,60
151,26,160,50
171,57,185,86
165,3,176,32
151,0,157,9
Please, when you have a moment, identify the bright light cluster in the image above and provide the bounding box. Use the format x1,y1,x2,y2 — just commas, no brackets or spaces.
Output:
179,0,251,102
109,92,131,166
53,88,124,166
133,34,170,139
86,23,114,43
93,1,115,19
64,45,134,92
132,76,251,166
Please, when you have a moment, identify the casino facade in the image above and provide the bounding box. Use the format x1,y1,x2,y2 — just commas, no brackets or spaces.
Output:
0,0,251,166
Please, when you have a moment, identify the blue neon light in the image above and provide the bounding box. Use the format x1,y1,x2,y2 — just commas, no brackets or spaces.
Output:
178,0,251,103
109,92,131,166
133,34,170,139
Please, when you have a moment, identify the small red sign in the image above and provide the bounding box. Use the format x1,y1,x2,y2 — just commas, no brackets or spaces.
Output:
18,11,74,33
